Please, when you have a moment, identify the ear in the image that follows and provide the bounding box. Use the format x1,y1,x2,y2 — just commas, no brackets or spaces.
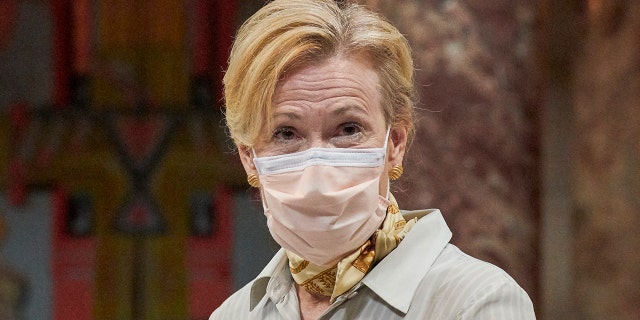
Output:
237,145,258,176
387,126,408,167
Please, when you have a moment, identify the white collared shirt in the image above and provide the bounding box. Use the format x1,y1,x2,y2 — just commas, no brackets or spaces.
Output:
210,209,536,319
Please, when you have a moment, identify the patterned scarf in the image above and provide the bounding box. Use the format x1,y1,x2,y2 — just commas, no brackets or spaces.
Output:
286,198,417,302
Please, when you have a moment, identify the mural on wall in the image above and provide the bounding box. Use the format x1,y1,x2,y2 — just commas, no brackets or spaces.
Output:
0,0,17,51
1,0,243,319
0,213,28,320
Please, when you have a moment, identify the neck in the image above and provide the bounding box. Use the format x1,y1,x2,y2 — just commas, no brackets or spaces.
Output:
296,283,331,320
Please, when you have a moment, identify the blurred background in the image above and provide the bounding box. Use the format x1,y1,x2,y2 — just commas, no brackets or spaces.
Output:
0,0,638,319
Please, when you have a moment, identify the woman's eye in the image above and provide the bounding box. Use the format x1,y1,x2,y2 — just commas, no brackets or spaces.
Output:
339,122,363,136
272,126,297,141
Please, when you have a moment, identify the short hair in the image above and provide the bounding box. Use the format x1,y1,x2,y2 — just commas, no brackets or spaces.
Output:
223,0,415,147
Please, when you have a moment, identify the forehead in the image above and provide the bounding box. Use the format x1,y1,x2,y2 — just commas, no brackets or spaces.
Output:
272,55,382,112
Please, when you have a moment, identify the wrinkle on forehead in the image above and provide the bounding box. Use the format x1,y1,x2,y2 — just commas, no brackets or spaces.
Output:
272,55,381,109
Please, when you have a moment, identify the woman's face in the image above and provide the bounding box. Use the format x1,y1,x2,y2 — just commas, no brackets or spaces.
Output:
239,55,407,194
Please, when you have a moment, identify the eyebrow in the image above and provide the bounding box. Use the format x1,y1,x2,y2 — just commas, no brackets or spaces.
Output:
272,111,302,121
270,103,370,123
329,104,369,117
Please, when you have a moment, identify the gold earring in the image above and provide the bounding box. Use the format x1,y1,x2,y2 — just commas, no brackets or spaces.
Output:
388,164,403,181
247,173,260,188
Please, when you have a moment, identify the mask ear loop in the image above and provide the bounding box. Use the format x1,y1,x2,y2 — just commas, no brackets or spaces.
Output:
250,148,271,211
384,126,392,200
385,181,391,200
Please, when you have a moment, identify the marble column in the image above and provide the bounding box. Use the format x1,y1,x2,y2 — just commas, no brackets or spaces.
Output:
571,1,640,319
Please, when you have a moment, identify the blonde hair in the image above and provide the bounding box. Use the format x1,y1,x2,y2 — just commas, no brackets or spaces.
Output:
224,0,415,147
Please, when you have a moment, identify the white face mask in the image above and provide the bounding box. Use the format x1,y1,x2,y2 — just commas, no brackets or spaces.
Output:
253,130,391,266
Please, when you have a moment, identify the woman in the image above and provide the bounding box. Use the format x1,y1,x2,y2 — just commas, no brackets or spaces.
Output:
211,0,535,319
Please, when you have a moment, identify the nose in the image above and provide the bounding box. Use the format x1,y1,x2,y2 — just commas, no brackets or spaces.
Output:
303,131,332,150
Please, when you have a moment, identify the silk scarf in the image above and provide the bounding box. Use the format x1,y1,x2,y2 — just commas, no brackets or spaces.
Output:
286,197,417,302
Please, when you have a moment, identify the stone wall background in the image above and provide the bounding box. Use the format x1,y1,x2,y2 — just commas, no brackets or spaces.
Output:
365,0,640,319
540,0,640,319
